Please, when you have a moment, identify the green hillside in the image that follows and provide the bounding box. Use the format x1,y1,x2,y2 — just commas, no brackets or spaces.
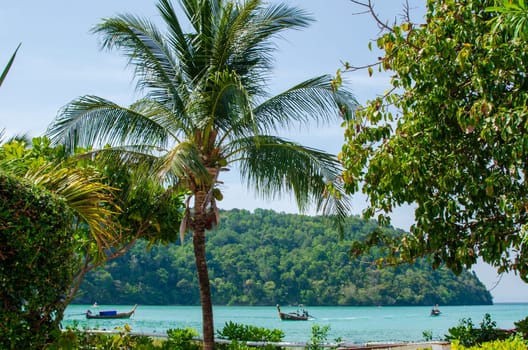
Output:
74,209,492,306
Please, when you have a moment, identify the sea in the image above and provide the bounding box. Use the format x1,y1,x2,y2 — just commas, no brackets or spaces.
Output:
63,304,528,344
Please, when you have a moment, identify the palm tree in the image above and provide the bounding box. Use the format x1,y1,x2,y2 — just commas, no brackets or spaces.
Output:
47,0,357,348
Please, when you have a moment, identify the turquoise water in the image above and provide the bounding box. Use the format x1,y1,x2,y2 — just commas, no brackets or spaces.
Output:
63,304,528,344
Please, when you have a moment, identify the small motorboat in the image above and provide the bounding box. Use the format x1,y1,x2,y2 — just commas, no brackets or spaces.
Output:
86,304,137,319
277,304,312,321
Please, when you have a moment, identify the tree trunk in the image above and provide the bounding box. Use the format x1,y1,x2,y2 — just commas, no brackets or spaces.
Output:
193,191,215,350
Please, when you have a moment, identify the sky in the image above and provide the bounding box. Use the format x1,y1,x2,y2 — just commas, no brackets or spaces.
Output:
1,0,528,303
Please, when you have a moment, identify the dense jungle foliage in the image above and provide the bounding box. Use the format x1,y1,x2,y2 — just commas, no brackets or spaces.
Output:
75,209,492,306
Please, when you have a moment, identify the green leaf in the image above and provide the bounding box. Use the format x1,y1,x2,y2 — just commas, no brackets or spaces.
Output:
0,43,21,88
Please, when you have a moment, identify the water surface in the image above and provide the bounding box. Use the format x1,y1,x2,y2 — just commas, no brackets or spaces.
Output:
64,304,528,344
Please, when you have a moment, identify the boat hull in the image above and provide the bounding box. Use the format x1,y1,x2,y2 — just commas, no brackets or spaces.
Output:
86,305,137,319
86,312,134,319
278,312,309,321
276,304,310,321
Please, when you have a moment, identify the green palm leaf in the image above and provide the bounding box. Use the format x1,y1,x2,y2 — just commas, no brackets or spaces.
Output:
0,43,21,88
253,75,357,134
93,15,187,110
232,135,348,213
24,163,120,249
156,139,210,182
48,96,172,153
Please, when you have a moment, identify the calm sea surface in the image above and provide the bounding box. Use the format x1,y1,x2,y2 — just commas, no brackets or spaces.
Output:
64,304,528,344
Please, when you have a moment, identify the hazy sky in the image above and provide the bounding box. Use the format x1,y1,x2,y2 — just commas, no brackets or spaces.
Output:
2,0,527,302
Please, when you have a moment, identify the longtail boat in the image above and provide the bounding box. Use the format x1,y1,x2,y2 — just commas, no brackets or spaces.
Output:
277,304,312,321
86,304,137,319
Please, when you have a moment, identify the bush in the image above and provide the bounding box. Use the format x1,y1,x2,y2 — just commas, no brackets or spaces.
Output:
163,327,201,350
51,325,281,350
217,321,284,349
0,172,79,349
445,313,510,347
451,334,528,349
306,325,332,350
514,316,528,338
50,325,160,350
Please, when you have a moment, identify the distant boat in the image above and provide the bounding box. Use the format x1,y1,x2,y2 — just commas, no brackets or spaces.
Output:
86,304,137,319
431,304,441,316
277,304,312,321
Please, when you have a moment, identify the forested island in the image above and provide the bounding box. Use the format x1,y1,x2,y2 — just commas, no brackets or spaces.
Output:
75,209,492,306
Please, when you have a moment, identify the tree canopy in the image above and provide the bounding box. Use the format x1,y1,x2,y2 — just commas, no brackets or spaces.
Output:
340,0,528,281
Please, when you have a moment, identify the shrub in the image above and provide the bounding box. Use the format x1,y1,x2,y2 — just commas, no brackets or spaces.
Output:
49,325,159,350
422,329,433,341
445,313,510,347
306,325,332,350
451,334,528,349
163,327,201,350
514,316,528,338
0,172,79,349
217,321,284,349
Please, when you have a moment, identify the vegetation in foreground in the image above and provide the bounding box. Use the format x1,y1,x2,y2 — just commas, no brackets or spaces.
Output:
0,134,187,348
446,313,512,346
48,317,528,350
446,314,528,350
451,336,528,350
0,172,78,349
51,322,284,350
446,314,528,348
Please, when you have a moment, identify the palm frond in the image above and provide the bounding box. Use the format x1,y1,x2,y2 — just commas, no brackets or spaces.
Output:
74,145,159,168
178,0,209,34
130,98,192,139
232,135,345,212
156,139,210,184
233,134,352,233
92,15,186,110
188,69,254,139
211,1,314,96
253,75,357,134
158,0,201,82
47,96,172,154
316,176,352,237
3,132,32,146
24,163,121,250
72,145,185,193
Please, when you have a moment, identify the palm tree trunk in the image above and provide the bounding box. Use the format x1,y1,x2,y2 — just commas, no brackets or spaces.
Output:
193,190,215,350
